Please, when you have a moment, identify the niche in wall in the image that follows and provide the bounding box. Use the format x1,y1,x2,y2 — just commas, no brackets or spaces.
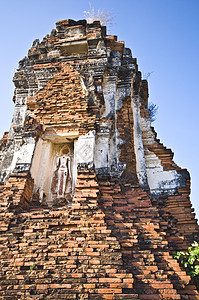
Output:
30,137,77,206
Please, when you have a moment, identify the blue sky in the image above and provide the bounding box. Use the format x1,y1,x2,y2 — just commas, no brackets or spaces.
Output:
0,0,198,218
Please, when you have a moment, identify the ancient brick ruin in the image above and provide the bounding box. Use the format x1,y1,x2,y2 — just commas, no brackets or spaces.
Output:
0,19,198,299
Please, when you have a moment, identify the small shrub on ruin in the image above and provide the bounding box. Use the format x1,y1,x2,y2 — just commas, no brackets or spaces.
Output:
173,241,199,288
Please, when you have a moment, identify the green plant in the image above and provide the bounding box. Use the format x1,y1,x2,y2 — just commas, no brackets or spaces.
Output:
173,241,199,287
29,263,36,271
148,102,158,122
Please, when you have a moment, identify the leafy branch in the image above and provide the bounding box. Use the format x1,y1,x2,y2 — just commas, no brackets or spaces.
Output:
173,241,199,288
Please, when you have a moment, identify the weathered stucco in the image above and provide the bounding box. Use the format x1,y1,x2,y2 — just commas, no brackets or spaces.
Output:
141,115,186,196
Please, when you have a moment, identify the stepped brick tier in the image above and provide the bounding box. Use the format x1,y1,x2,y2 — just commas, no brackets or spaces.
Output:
0,19,198,299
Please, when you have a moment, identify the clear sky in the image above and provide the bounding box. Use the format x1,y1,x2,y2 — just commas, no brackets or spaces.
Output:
0,0,198,218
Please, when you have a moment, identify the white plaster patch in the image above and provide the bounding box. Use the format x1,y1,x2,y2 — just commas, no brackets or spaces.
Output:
47,50,60,59
141,116,184,196
102,78,116,118
79,77,88,95
131,95,148,189
76,131,96,167
8,106,27,139
116,87,131,111
147,168,182,196
16,137,35,164
95,135,109,169
96,40,106,55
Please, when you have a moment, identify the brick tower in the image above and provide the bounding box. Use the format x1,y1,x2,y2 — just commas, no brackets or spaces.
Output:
0,19,198,299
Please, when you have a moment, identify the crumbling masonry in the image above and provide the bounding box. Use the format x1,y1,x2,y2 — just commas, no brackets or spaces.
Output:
0,19,198,299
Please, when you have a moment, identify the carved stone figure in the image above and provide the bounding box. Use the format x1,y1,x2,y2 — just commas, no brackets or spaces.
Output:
51,146,73,205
